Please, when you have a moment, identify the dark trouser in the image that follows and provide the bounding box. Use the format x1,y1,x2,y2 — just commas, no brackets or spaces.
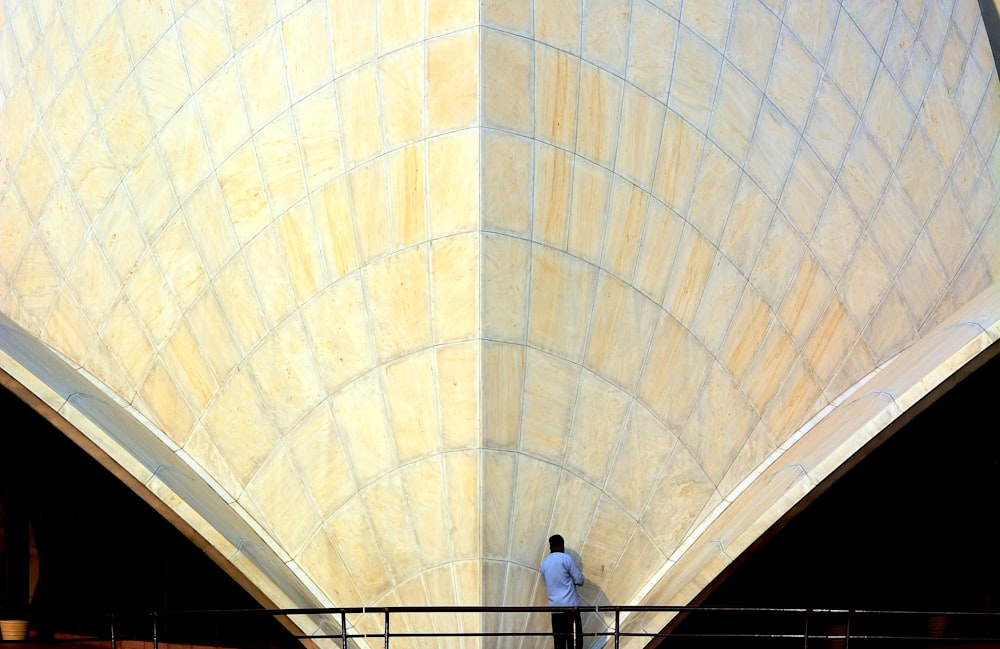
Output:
551,610,583,649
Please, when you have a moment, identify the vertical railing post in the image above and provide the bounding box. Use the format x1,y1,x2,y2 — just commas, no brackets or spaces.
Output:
342,611,348,649
803,609,810,649
614,608,620,649
152,611,159,649
109,613,116,649
384,610,390,649
844,610,851,649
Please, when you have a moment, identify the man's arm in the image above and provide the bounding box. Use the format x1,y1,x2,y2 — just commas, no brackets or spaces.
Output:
569,557,584,586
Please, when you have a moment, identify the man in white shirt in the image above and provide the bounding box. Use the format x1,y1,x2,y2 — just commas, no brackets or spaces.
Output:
539,534,585,649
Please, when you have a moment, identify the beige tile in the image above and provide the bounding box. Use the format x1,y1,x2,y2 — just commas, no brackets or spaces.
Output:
718,286,772,381
691,254,746,353
118,0,174,64
159,102,213,201
863,284,917,364
869,177,921,270
863,68,914,165
386,144,427,249
437,343,478,450
641,441,715,554
135,29,191,132
784,0,840,63
13,132,59,218
521,348,581,461
196,61,252,166
745,100,798,200
324,496,392,601
402,458,454,568
606,403,679,516
565,370,630,482
383,351,440,463
12,240,63,327
536,0,582,53
812,188,863,283
652,108,704,215
239,27,291,132
300,274,375,392
78,14,130,107
37,182,86,272
328,0,376,76
297,523,362,604
719,175,772,277
663,224,716,326
535,44,580,149
758,358,820,446
576,62,623,167
254,113,307,216
532,143,573,249
727,0,778,89
689,142,742,245
827,11,879,112
682,361,758,484
124,249,180,345
780,148,833,240
217,140,270,245
162,320,219,413
804,78,857,172
100,76,155,175
244,227,297,328
177,0,231,91
153,214,208,312
586,272,660,390
226,0,276,50
568,157,613,264
579,497,634,587
883,10,917,83
633,200,684,303
582,0,630,74
627,2,677,100
311,178,359,279
481,0,529,34
138,360,197,445
349,159,391,264
895,127,946,221
428,29,478,135
428,130,479,237
292,85,344,192
617,86,666,190
185,289,241,382
483,343,525,450
377,0,423,53
43,291,96,368
753,213,807,311
181,181,237,279
528,246,599,362
214,255,269,354
767,28,821,132
601,176,649,280
637,311,713,431
0,79,40,167
276,202,324,303
201,367,280,483
380,44,424,146
338,63,383,167
483,131,532,236
710,62,761,163
364,245,432,362
67,131,119,219
926,187,975,279
681,0,732,51
741,322,796,415
901,43,934,110
919,73,967,168
483,233,530,343
281,1,332,101
777,253,833,346
803,296,857,385
840,128,891,221
482,450,516,555
332,371,395,486
844,0,894,52
483,30,532,134
428,0,478,35
99,297,154,389
431,233,478,343
669,26,722,131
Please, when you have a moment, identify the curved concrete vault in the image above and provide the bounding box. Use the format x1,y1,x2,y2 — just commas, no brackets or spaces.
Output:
1,1,999,648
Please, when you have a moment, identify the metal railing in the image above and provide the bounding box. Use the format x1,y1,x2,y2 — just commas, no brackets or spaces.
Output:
98,605,1000,649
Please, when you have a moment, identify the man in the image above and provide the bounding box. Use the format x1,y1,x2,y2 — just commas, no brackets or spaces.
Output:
539,534,585,649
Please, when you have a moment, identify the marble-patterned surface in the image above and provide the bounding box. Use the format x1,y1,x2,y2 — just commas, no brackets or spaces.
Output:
0,1,998,648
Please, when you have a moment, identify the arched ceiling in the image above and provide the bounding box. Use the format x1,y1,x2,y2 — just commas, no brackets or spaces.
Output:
0,1,998,648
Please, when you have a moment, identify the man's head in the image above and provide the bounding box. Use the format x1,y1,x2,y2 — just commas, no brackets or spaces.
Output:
549,534,564,551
